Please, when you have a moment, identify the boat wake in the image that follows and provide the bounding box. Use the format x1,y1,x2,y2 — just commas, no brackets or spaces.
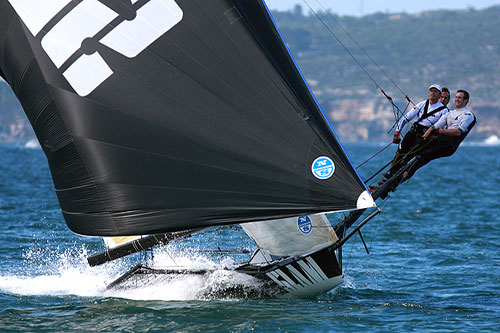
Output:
465,135,500,146
482,135,500,145
0,245,270,301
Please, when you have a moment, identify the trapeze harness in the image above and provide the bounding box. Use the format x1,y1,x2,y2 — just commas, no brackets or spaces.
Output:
410,99,448,135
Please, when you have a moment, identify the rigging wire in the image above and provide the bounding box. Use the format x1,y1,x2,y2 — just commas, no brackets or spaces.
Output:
343,201,389,277
382,137,436,178
356,142,392,169
301,0,380,90
301,0,412,122
312,0,415,107
292,2,427,279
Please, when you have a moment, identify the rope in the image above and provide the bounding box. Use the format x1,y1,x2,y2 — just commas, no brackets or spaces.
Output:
169,249,250,255
388,136,435,172
387,99,412,134
356,142,392,169
380,88,407,123
367,136,437,190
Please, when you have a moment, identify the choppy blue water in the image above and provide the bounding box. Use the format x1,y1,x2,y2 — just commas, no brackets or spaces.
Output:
0,141,499,332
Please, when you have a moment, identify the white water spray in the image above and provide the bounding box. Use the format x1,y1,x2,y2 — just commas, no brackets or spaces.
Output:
0,243,263,301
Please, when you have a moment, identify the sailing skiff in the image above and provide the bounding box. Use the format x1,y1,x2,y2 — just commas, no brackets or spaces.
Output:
0,0,420,296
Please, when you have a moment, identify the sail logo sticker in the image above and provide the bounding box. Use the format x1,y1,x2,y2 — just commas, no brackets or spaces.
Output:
311,156,335,180
8,0,183,96
297,216,312,234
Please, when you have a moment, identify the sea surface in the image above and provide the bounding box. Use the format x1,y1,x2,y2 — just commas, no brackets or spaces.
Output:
0,141,498,332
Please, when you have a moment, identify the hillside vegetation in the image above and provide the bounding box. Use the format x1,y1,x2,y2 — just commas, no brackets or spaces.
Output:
272,5,500,140
1,5,499,142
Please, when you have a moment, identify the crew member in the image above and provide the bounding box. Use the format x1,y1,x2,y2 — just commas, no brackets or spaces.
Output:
440,87,451,107
388,84,449,176
403,89,476,180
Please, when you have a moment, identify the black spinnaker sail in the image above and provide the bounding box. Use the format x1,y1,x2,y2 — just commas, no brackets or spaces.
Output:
0,0,374,237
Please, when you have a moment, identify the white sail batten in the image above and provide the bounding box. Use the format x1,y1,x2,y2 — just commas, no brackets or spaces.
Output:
241,214,338,257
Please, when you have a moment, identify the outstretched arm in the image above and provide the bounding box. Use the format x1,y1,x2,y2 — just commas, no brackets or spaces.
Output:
396,104,421,132
424,126,462,138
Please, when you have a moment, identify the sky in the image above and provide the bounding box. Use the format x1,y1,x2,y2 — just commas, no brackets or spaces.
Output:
265,0,500,16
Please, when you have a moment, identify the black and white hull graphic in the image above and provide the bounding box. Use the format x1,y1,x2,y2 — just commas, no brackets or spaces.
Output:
265,247,343,295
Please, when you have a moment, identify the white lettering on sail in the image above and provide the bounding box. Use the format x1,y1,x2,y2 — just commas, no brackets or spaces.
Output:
8,0,183,96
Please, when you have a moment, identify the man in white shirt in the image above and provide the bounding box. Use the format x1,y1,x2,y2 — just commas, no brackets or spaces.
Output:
403,89,476,180
388,84,449,177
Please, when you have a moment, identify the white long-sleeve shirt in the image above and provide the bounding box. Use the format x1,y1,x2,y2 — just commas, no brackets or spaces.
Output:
433,107,475,133
396,99,448,132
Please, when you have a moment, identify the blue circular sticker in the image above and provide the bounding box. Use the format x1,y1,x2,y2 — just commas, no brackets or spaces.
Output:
311,156,335,179
297,216,312,234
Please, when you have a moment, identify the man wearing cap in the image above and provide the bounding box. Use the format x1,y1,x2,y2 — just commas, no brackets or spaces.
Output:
387,84,449,178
